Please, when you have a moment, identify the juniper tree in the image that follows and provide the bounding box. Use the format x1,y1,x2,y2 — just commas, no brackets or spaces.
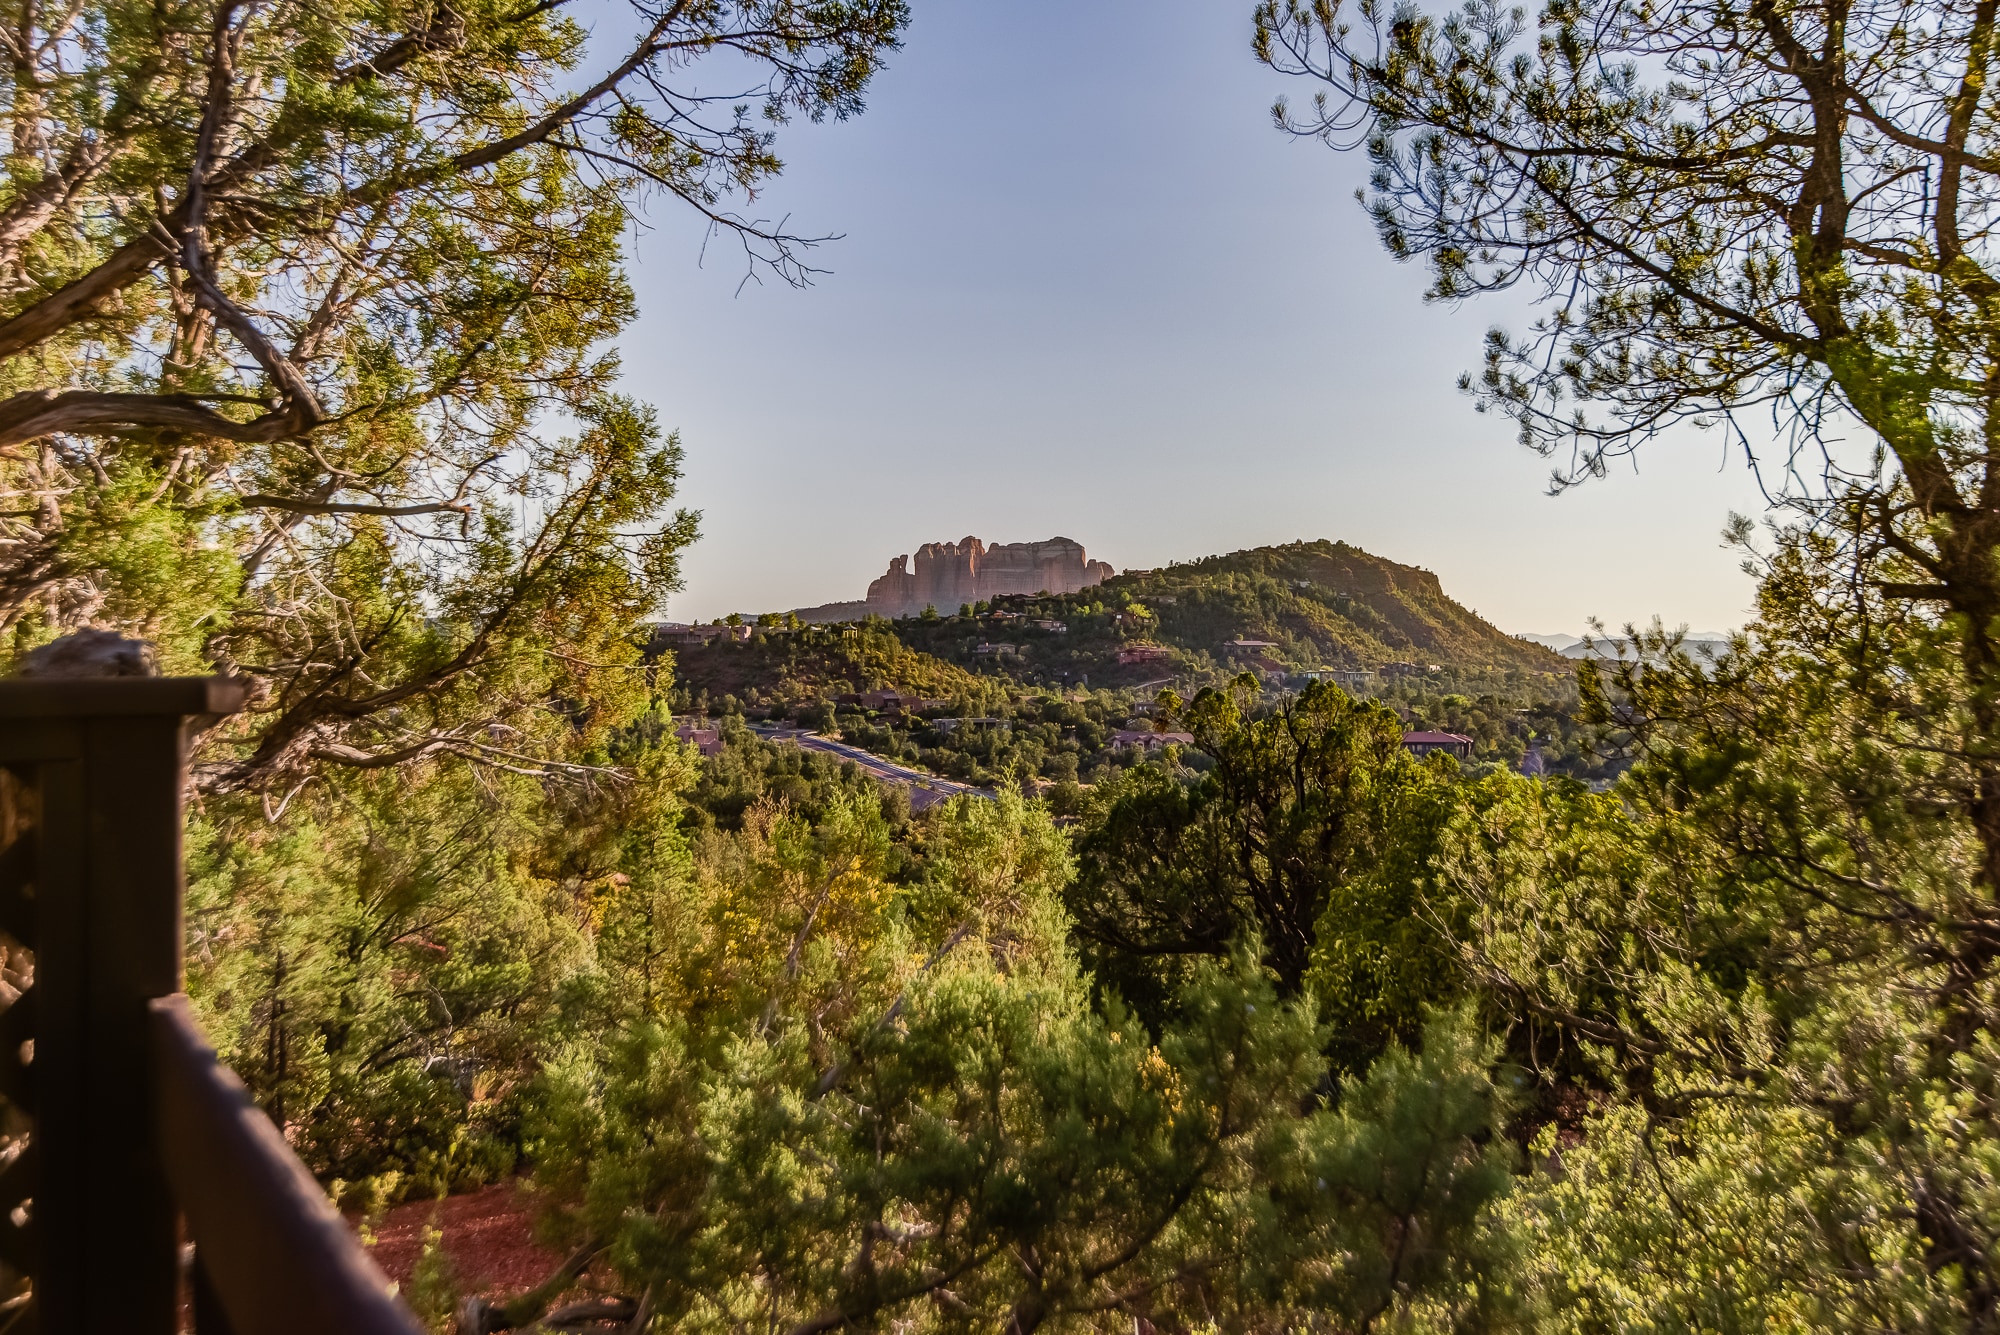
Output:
0,0,905,790
1068,679,1461,1068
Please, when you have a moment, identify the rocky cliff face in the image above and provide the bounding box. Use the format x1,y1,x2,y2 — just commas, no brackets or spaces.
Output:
862,537,1112,617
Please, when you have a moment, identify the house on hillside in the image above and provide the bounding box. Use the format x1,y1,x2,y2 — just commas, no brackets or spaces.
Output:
932,717,1008,735
650,623,751,649
674,720,724,756
1304,668,1375,691
1118,644,1172,666
1111,729,1196,751
857,689,950,714
1402,731,1473,759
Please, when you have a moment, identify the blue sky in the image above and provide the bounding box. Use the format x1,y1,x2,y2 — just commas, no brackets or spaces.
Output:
615,0,1773,635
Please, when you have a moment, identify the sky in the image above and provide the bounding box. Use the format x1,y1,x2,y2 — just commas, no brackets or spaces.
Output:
615,0,1776,637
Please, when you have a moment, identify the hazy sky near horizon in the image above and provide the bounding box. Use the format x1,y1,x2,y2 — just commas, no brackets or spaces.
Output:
616,0,1776,635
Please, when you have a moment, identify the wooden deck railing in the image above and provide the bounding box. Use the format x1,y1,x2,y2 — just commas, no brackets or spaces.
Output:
0,676,425,1335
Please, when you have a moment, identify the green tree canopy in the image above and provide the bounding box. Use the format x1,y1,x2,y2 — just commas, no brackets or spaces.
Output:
1254,0,2000,893
0,0,905,791
1069,679,1460,1066
1426,516,2000,1322
511,793,1512,1335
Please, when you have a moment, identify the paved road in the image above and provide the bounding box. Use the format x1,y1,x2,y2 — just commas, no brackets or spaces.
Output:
748,724,994,804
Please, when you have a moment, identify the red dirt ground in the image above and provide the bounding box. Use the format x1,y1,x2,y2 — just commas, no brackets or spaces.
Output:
366,1182,565,1297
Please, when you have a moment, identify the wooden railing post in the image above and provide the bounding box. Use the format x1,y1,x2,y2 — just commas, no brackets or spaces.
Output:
0,677,245,1333
1,675,426,1335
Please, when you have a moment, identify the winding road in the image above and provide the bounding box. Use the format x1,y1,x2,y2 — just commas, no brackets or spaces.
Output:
747,724,994,805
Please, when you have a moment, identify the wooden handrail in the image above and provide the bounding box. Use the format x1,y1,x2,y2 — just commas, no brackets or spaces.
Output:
0,668,428,1333
151,994,426,1335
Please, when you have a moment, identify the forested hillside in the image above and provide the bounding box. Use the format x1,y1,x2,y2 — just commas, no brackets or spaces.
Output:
669,622,992,713
884,540,1563,687
1121,541,1558,671
666,544,1603,785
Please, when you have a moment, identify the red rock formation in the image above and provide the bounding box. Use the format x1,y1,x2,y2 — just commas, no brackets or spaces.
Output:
863,537,1112,617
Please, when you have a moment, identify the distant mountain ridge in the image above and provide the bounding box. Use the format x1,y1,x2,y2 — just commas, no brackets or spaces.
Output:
1517,630,1738,660
1560,636,1735,664
728,535,1568,683
872,539,1567,683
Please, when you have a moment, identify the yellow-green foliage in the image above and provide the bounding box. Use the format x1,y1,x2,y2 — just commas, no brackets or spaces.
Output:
406,1217,464,1334
0,459,243,673
1425,514,2000,1328
526,792,1513,1333
186,738,698,1202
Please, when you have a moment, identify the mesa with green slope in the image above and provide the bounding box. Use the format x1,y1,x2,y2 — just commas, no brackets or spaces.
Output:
888,540,1564,686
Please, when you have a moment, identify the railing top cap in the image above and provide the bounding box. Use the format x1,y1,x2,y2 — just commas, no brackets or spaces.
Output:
0,675,248,719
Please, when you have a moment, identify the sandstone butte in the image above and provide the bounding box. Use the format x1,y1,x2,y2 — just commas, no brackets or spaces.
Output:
796,537,1114,622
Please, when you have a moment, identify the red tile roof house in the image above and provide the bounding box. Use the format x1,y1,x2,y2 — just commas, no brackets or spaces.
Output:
1402,731,1474,759
1117,644,1173,666
675,720,724,756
